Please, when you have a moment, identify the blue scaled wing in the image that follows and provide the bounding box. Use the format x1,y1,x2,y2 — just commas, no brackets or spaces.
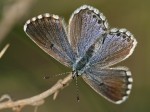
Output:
24,14,76,67
89,28,137,68
68,5,108,57
82,67,133,104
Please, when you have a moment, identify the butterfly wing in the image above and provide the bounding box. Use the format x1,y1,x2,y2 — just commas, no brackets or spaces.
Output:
82,67,133,104
68,5,108,57
89,28,137,68
24,14,76,67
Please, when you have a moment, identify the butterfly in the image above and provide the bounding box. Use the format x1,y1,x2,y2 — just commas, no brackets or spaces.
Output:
24,5,137,104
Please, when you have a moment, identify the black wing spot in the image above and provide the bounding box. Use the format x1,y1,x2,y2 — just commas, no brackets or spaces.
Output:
102,36,106,44
127,37,131,42
87,10,91,15
98,20,101,24
116,33,121,36
93,14,96,18
50,44,54,49
123,35,126,39
99,82,104,86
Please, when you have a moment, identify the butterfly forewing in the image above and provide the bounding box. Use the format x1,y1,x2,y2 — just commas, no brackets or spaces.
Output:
82,67,133,104
68,5,108,57
24,14,76,67
89,28,137,68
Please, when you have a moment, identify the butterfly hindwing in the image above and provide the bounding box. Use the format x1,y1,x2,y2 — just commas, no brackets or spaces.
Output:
82,67,133,104
24,14,76,67
89,28,137,68
68,5,108,57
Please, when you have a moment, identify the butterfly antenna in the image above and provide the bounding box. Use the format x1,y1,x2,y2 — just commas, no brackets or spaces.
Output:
43,72,70,79
75,76,80,102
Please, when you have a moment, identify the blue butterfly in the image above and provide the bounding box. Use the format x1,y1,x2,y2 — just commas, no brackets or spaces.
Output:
24,5,137,104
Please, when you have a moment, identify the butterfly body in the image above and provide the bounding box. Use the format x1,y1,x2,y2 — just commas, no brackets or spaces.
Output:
73,41,97,76
24,5,137,104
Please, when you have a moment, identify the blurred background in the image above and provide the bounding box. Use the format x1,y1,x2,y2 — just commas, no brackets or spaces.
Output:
0,0,148,112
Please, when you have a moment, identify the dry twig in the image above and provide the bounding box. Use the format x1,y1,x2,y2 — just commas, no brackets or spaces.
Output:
0,43,10,59
0,74,72,111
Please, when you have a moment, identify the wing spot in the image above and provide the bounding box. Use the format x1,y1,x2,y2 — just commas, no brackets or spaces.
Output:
24,20,31,31
92,14,96,18
26,20,31,24
128,77,133,82
126,71,131,76
50,44,54,49
123,35,126,38
127,37,131,42
32,17,37,21
37,15,43,19
100,13,106,21
104,21,109,29
24,24,27,31
102,27,107,31
111,28,118,33
126,90,131,95
44,13,50,17
95,13,100,17
52,14,59,19
99,82,104,86
93,9,99,14
126,31,131,36
115,96,128,104
119,28,127,33
122,96,128,101
87,10,91,15
127,84,132,89
98,20,101,24
116,33,121,36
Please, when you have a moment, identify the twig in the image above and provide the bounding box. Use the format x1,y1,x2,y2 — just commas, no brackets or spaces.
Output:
0,0,36,44
53,90,60,100
0,73,72,110
0,43,10,59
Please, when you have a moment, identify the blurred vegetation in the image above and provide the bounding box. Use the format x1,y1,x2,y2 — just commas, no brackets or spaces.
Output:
0,0,149,112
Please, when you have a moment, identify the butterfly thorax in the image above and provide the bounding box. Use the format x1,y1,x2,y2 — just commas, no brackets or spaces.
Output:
72,44,96,78
72,57,89,77
72,34,105,78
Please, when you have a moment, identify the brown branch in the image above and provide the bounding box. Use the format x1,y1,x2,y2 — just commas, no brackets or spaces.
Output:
0,74,72,111
0,43,10,59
